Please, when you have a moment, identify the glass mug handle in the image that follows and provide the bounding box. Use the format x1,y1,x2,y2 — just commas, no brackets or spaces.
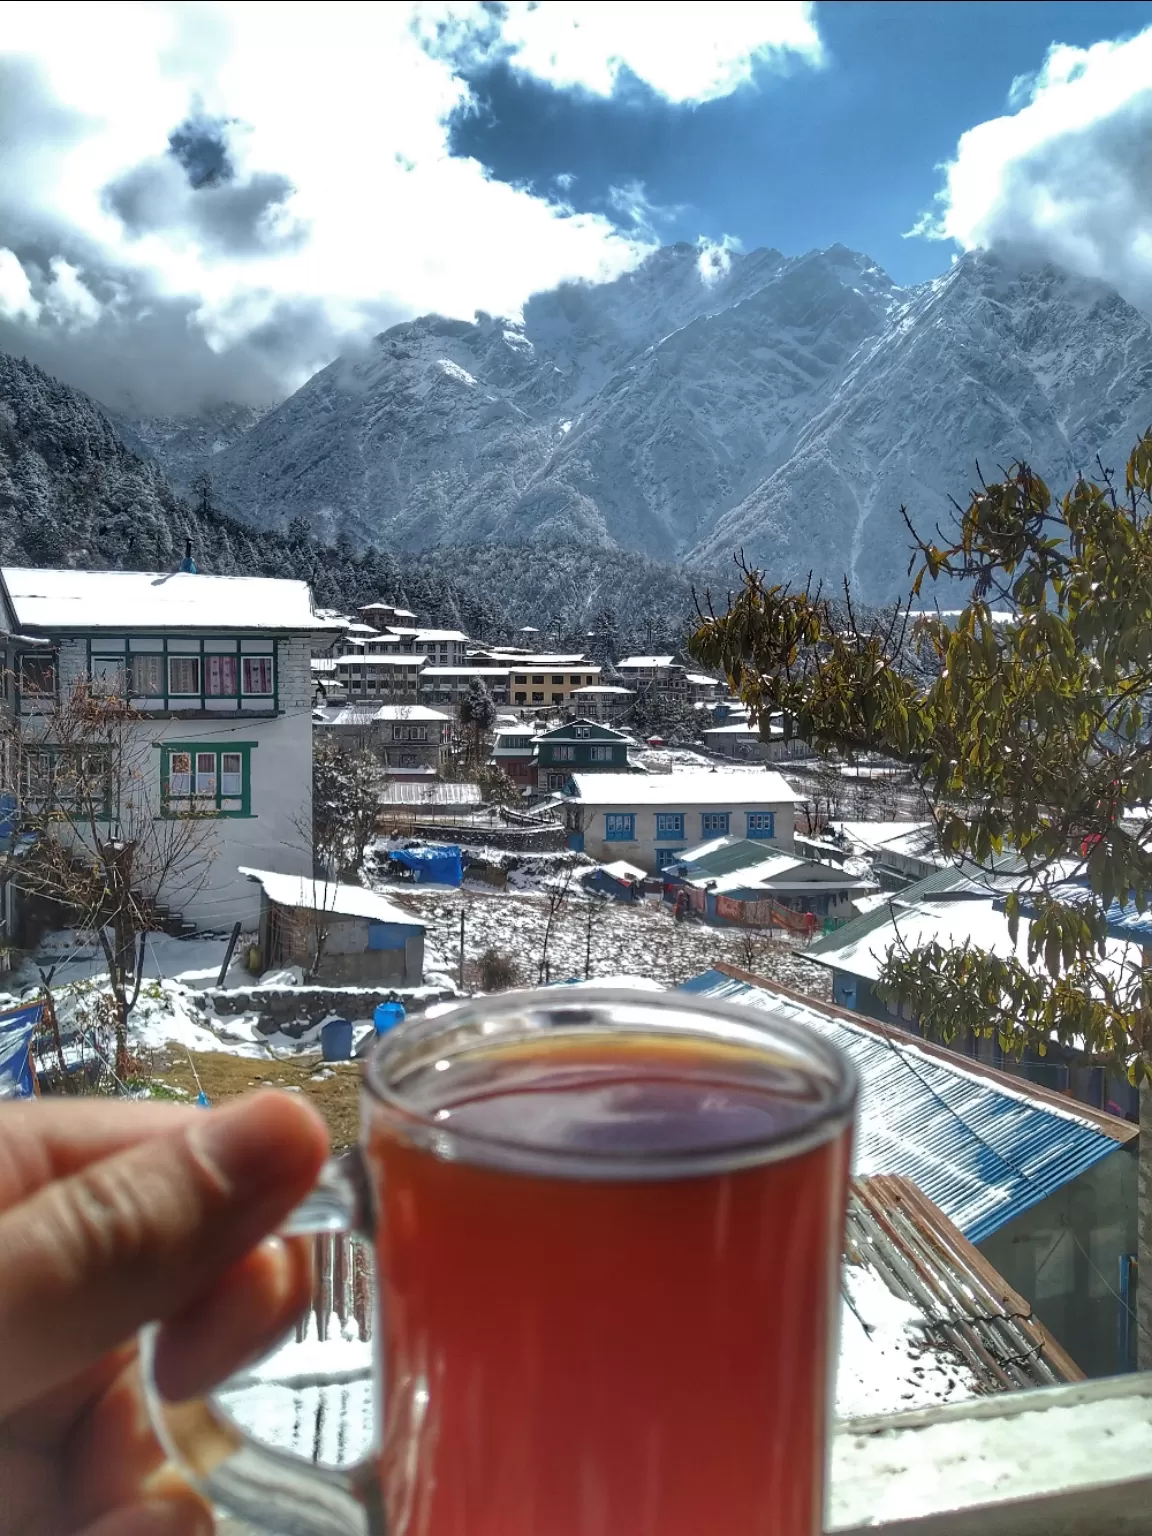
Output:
140,1150,384,1536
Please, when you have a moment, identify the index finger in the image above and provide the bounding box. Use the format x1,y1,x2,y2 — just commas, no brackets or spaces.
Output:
0,1100,205,1205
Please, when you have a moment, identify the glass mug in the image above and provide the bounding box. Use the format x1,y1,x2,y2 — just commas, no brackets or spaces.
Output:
145,987,858,1536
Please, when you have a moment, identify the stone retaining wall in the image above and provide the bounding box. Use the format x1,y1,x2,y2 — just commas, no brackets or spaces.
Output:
208,983,455,1034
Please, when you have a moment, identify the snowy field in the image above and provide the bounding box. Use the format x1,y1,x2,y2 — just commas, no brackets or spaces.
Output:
378,873,831,996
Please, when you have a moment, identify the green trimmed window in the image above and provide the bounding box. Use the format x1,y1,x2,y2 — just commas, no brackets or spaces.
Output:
161,742,256,817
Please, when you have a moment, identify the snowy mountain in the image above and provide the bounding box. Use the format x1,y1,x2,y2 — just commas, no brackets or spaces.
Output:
122,243,1152,603
694,252,1152,599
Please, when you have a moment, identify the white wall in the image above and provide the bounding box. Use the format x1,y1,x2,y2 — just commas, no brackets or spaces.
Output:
38,636,314,930
580,799,796,873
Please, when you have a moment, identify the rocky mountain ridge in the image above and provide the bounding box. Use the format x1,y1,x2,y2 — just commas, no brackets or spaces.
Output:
124,241,1152,603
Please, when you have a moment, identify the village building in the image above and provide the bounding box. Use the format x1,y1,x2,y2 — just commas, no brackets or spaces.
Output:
829,819,947,888
490,725,539,790
534,718,632,791
418,665,511,708
358,601,417,630
335,654,425,701
702,714,812,762
0,565,342,928
312,702,452,775
563,768,800,871
241,866,425,986
666,834,874,925
681,965,1139,1378
569,683,635,720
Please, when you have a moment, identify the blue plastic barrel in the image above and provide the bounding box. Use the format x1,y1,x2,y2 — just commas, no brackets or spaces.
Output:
374,1001,406,1035
320,1017,354,1061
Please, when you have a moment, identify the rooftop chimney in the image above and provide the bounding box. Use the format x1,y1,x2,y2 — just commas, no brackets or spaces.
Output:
179,538,198,574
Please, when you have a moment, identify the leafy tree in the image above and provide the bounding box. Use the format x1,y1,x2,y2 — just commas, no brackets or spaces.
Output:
691,432,1152,1358
458,678,498,773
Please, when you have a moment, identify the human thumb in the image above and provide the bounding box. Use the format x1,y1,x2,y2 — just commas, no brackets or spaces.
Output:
0,1092,328,1417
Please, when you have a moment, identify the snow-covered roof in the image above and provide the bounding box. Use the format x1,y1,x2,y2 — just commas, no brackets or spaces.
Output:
572,685,634,694
831,821,944,863
2,567,343,634
597,860,647,882
566,769,800,806
683,672,722,686
378,781,481,805
336,655,427,667
239,868,422,927
342,622,379,636
313,704,450,724
410,628,470,642
617,655,676,669
703,722,762,736
807,891,1141,983
421,666,511,678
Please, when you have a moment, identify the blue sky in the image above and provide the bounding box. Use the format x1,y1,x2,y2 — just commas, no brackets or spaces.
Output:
452,1,1152,286
3,1,1152,410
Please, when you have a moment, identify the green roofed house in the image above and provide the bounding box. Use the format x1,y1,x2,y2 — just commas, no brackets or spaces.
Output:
535,718,632,792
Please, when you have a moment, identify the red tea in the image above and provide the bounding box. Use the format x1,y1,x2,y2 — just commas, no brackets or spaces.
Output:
369,1029,851,1536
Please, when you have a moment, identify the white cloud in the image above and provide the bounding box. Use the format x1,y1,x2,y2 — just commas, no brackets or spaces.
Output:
495,0,822,103
0,250,41,322
1,1,820,411
912,26,1152,308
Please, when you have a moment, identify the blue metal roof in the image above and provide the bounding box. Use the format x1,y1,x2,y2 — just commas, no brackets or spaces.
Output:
1008,882,1152,947
679,969,1132,1243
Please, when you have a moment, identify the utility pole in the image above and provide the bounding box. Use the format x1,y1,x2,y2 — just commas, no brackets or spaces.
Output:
458,905,466,990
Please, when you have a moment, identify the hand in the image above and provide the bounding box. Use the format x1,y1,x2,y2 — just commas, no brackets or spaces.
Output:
0,1092,329,1536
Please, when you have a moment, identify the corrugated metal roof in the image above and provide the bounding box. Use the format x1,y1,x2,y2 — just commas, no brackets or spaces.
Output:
848,1175,1082,1390
1016,881,1152,946
678,967,1133,1242
377,781,481,806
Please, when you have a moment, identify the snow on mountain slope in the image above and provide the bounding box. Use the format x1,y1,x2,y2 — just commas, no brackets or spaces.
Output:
122,242,1152,603
692,250,1152,601
511,247,899,554
207,313,561,546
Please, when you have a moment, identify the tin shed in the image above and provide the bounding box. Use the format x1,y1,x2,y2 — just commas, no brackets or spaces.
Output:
240,867,424,986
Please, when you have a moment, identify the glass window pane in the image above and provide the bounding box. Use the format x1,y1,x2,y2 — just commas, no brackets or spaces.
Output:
206,655,238,696
242,656,273,695
169,657,201,696
169,751,192,795
220,752,243,796
194,752,217,796
91,656,124,695
130,654,164,696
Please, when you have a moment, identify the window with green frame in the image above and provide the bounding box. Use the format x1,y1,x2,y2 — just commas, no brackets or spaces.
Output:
160,741,256,817
21,746,113,816
80,638,277,711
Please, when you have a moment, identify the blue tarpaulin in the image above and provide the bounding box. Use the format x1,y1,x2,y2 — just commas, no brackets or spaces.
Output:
390,845,464,886
0,1002,42,1099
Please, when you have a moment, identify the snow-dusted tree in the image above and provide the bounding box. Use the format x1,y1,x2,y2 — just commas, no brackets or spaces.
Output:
459,678,498,773
312,738,379,882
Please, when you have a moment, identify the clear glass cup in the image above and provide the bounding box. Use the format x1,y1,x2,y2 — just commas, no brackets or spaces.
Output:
145,986,858,1536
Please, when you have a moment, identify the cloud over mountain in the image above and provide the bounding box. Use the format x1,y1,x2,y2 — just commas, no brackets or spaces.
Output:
0,2,822,415
914,24,1152,311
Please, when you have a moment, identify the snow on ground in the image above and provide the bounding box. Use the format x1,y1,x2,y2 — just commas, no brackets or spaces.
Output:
374,875,831,996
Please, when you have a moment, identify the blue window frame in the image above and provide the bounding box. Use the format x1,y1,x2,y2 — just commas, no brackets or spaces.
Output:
746,811,776,839
656,848,686,870
655,812,684,838
604,812,636,841
701,811,730,836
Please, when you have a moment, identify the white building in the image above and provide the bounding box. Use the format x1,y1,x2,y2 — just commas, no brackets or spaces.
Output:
563,769,800,871
0,566,342,929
